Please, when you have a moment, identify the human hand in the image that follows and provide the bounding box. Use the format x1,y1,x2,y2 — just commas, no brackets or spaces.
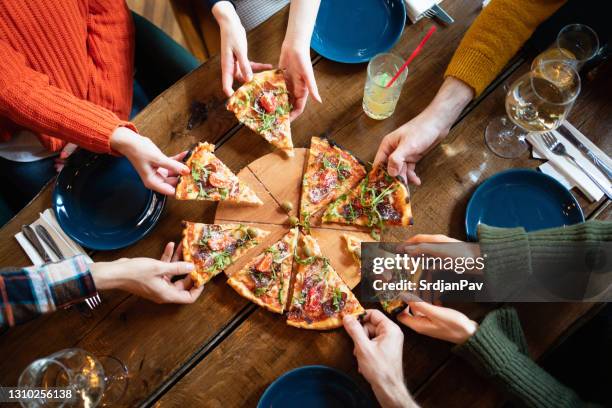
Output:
279,42,321,121
213,1,273,96
343,310,417,408
91,242,204,304
373,77,474,185
110,126,189,196
397,301,478,344
402,234,482,275
54,143,78,172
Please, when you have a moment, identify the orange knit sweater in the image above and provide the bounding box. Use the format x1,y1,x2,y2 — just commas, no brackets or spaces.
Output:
0,0,137,154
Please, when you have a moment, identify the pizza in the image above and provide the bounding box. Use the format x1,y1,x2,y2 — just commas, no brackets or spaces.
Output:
322,165,413,228
300,137,366,227
175,142,262,205
342,233,362,266
226,69,293,157
287,235,364,330
182,222,269,287
227,228,298,314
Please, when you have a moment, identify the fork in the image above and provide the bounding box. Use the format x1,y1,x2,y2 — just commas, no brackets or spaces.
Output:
542,132,612,200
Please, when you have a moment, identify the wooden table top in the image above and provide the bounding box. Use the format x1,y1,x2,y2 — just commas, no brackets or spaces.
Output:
0,1,610,406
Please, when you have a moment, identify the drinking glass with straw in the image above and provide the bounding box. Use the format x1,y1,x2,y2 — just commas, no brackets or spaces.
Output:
363,26,437,120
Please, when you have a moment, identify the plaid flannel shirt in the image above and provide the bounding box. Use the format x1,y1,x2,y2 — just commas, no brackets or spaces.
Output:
0,255,96,329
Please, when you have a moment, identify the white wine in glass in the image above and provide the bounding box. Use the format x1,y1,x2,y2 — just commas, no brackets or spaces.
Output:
485,60,580,158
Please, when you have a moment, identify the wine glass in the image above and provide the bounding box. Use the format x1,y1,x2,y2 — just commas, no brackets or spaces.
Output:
532,24,600,70
18,348,128,408
485,60,581,158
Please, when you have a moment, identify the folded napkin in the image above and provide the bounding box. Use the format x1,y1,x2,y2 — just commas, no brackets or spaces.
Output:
15,209,93,266
405,0,439,23
527,122,612,202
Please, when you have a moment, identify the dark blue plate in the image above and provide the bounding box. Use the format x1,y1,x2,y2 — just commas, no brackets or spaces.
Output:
311,0,406,63
465,169,584,241
53,150,166,250
258,365,373,408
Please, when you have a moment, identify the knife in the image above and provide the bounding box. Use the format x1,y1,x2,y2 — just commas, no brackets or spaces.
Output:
431,4,454,24
558,125,612,181
35,225,65,260
22,225,52,263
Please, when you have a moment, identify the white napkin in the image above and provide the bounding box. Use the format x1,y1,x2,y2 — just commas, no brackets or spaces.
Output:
405,0,439,23
526,122,612,202
15,209,92,266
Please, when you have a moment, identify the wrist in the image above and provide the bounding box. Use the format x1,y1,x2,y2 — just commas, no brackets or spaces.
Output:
90,263,115,291
110,126,138,156
372,378,414,408
424,77,474,134
213,1,239,25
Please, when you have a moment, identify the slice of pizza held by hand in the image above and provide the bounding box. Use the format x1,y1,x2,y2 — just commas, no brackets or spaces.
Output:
323,165,413,228
287,235,364,330
182,222,269,287
226,69,294,157
227,228,298,314
175,142,262,205
300,137,366,226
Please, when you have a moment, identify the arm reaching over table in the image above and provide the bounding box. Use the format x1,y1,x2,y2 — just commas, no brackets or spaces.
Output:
343,310,418,408
279,0,322,120
374,0,566,184
397,304,588,407
0,242,203,330
211,1,273,96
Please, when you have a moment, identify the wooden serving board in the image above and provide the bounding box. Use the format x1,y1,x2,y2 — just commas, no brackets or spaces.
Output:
214,148,375,289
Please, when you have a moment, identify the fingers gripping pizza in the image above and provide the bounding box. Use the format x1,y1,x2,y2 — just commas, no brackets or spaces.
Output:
227,228,298,314
323,165,413,228
227,69,294,157
182,222,269,287
287,235,364,330
175,142,262,205
300,137,366,226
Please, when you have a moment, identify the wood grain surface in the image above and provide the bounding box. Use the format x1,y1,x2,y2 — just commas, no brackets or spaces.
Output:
0,1,609,407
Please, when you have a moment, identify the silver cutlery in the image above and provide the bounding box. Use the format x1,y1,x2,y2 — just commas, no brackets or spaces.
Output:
542,132,612,200
21,224,52,263
558,125,612,181
423,4,454,24
85,293,102,310
35,225,65,260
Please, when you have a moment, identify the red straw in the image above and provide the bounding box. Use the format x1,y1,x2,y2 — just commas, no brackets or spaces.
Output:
385,25,437,88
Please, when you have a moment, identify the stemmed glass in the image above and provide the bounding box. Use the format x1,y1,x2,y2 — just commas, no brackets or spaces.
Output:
484,60,581,158
532,24,600,70
18,348,128,408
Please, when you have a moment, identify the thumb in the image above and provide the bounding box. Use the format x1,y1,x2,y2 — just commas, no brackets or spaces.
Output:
237,51,253,82
343,315,369,346
162,261,195,277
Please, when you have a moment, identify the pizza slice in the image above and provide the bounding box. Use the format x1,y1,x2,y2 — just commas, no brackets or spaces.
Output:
322,165,413,228
182,222,269,287
227,228,298,313
300,137,366,226
227,69,294,157
175,142,262,205
287,235,364,330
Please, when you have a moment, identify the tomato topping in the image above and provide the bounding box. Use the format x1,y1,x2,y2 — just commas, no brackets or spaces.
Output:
208,172,232,188
258,92,276,113
207,234,235,251
304,285,323,317
255,253,273,273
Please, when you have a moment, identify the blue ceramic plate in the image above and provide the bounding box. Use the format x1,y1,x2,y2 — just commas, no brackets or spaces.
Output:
311,0,406,63
465,169,584,241
258,365,373,408
53,150,166,250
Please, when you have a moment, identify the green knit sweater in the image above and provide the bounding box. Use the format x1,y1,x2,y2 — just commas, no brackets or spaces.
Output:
453,221,611,408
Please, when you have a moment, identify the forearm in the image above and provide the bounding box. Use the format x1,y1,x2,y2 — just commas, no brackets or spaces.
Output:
454,308,585,407
371,377,418,408
212,0,239,26
283,0,321,49
445,0,566,96
0,256,96,329
420,77,474,140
